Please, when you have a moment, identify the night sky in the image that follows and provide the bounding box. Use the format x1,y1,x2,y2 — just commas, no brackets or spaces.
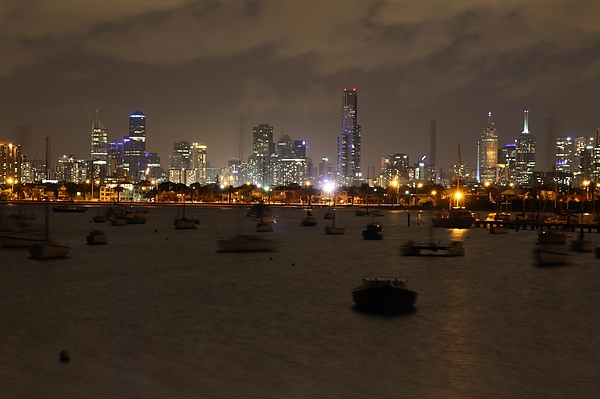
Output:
2,0,599,174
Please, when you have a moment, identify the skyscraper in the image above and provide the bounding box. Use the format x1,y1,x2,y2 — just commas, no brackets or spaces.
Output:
337,88,361,186
478,112,498,184
249,123,275,187
123,111,146,181
90,109,108,181
515,110,536,187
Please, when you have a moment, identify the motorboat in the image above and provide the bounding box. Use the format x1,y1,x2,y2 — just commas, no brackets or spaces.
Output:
432,207,475,229
216,235,279,252
401,240,465,256
362,222,383,240
86,230,108,245
352,277,417,312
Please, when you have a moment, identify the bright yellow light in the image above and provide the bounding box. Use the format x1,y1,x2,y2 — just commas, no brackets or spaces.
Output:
431,190,437,196
391,180,398,187
7,178,13,184
417,183,423,188
583,180,590,187
454,192,463,200
484,181,490,187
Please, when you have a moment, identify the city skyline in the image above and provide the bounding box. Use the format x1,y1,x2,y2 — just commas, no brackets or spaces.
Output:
1,1,600,173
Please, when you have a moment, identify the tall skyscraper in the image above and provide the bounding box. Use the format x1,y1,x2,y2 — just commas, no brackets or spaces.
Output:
190,143,207,185
249,123,274,187
515,110,536,187
337,88,361,186
123,111,146,181
478,112,499,184
90,109,109,181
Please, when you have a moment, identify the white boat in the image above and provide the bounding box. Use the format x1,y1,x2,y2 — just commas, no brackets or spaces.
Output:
86,230,108,245
216,235,279,252
534,243,570,266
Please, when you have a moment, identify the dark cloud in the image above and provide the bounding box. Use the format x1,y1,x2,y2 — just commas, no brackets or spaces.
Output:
1,0,600,171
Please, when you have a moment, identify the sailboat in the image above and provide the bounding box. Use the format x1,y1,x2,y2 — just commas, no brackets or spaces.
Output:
173,197,197,229
28,136,71,259
432,145,475,229
325,209,345,235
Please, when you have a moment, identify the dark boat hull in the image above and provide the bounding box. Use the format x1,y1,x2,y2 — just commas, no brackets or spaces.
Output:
352,284,417,312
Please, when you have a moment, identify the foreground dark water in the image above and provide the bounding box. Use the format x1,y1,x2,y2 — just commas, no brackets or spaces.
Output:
1,204,600,398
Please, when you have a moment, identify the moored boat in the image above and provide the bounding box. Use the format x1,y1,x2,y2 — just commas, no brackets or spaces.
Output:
401,240,465,256
362,222,383,240
352,277,417,312
86,229,108,245
174,217,197,229
432,207,475,229
29,242,70,259
256,221,274,232
534,243,570,266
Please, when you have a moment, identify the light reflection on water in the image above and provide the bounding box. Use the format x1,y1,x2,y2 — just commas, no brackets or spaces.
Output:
1,204,600,398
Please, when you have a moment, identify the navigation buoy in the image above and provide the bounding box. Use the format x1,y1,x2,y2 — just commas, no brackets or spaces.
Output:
59,350,70,362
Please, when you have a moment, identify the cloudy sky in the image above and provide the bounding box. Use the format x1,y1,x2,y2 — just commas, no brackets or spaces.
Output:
2,0,600,174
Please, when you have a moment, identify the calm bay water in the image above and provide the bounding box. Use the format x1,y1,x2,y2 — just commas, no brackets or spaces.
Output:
1,203,600,398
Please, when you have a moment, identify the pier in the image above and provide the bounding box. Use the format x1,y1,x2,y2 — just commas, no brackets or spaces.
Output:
474,219,600,233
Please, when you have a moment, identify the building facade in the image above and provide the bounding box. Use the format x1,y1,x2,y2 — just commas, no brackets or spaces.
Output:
123,111,146,181
515,110,536,187
337,88,362,186
478,112,498,184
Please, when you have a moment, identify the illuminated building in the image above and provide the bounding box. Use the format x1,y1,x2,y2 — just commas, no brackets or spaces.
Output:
381,153,411,186
90,109,108,181
318,157,335,188
478,112,498,184
555,136,574,173
497,143,516,185
515,110,536,187
123,111,146,181
337,88,362,186
248,123,275,187
190,143,207,185
0,141,21,184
